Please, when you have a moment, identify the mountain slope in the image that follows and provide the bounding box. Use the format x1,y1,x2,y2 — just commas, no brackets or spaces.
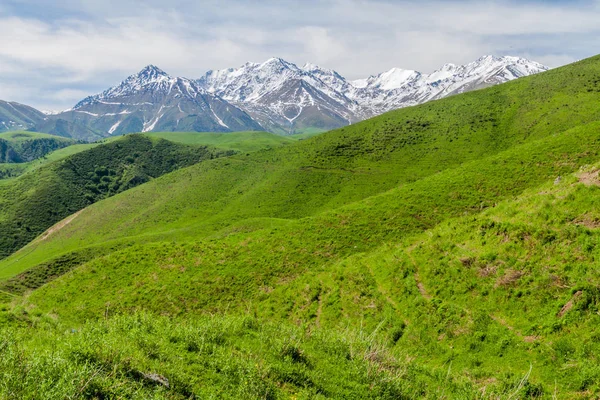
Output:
43,66,263,140
0,100,46,132
350,55,549,115
198,58,360,134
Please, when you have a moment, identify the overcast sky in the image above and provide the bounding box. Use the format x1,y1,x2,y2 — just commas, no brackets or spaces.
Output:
1,0,599,110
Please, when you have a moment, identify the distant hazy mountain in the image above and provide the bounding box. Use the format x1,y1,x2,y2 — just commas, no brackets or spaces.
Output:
0,56,548,140
0,100,46,133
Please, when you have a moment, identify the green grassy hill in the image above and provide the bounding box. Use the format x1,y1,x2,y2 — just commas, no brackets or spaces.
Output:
0,142,101,180
0,135,232,259
145,131,296,152
0,131,78,177
0,130,300,258
0,130,298,181
4,55,600,280
2,56,600,398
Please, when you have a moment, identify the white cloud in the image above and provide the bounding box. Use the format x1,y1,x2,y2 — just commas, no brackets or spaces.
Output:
0,0,599,110
294,27,347,63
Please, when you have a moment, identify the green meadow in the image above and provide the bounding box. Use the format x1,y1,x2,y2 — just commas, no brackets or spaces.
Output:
145,131,295,152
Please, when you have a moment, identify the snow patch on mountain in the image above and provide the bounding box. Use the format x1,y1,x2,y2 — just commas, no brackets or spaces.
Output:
108,120,121,135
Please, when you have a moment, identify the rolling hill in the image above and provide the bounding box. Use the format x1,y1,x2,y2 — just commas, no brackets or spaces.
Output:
144,131,295,153
0,134,235,260
0,131,81,179
0,131,76,163
0,130,302,260
1,55,600,398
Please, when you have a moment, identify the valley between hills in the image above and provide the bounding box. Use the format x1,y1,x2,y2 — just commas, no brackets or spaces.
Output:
1,54,600,398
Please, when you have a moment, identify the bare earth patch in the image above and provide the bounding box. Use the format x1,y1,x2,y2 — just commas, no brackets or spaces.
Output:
573,214,600,229
557,291,583,318
578,169,600,187
415,276,431,300
403,244,432,300
478,265,498,278
495,269,524,287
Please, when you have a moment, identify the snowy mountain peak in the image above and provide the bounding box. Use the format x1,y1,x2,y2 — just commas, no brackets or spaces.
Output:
63,64,262,136
369,68,421,90
263,57,286,64
75,66,180,109
124,65,172,87
137,65,170,78
260,57,296,70
440,63,458,71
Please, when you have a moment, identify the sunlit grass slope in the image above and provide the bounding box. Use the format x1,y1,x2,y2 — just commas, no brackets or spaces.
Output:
0,135,231,259
7,159,600,397
145,131,296,153
0,130,301,258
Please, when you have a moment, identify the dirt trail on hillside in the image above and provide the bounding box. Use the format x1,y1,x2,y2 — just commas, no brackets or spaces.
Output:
39,211,82,242
414,274,431,300
404,244,432,300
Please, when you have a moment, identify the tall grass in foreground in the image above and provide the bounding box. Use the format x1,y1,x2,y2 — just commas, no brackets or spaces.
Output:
0,311,539,399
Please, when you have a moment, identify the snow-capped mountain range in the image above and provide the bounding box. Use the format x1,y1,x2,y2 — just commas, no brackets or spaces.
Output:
197,55,547,134
0,56,548,139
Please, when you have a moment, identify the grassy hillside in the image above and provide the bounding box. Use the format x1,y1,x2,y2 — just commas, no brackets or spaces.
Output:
0,131,297,181
3,121,597,298
2,56,600,397
0,311,491,399
0,130,299,257
145,131,296,153
4,55,600,279
0,135,232,259
0,142,100,181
